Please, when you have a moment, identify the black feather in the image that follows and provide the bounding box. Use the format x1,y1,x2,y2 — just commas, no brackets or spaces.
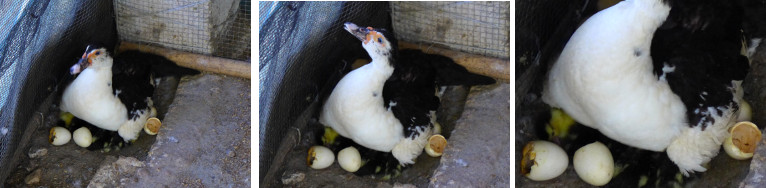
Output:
399,50,496,86
111,50,199,120
651,0,749,129
384,49,495,138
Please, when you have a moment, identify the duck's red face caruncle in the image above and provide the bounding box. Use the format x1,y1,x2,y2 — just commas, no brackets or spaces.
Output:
344,22,390,45
343,22,393,58
70,46,107,75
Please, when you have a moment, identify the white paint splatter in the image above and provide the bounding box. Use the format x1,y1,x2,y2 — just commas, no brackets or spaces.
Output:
454,159,468,167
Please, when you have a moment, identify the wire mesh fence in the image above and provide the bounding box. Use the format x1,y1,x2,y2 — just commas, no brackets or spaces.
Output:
115,0,250,61
391,1,510,59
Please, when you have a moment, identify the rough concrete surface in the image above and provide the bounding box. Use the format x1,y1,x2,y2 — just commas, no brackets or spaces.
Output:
4,73,250,187
739,42,766,188
430,83,510,187
121,74,251,187
741,139,766,188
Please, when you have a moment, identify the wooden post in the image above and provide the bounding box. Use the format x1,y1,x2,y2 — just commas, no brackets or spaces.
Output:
119,42,250,79
399,42,510,82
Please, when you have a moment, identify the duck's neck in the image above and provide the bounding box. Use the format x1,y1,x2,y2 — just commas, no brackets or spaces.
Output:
633,0,671,30
369,55,394,81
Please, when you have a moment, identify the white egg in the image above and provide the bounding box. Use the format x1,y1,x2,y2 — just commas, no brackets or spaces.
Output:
724,121,761,160
73,127,93,148
425,134,447,157
338,146,362,172
573,141,614,186
433,122,442,135
307,146,334,169
49,127,71,146
521,140,568,181
737,100,752,122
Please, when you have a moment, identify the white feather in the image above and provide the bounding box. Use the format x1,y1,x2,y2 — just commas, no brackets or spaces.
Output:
320,60,403,152
118,107,151,141
543,0,739,174
60,51,156,142
392,126,431,165
61,55,127,132
320,33,429,164
544,0,678,151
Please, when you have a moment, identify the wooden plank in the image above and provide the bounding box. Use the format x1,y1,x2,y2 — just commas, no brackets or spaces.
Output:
119,42,250,79
399,42,510,82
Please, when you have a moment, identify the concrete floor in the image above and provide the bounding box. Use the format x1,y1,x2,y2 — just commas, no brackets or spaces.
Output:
739,43,766,188
4,73,251,187
430,83,510,187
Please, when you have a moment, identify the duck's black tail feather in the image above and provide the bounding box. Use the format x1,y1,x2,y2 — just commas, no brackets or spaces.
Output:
398,49,496,86
353,148,405,179
116,50,201,78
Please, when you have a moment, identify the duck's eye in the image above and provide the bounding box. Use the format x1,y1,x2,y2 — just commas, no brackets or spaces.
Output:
377,38,382,43
95,51,100,55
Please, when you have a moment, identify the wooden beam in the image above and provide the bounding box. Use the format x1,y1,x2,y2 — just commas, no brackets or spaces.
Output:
119,42,251,79
399,42,510,82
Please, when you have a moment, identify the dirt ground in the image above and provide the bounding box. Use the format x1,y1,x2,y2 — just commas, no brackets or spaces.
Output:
4,73,251,187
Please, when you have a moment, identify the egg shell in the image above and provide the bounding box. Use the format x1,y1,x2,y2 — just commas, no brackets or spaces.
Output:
573,141,614,186
521,140,569,181
724,121,761,160
144,117,162,135
73,127,93,148
49,127,71,146
307,146,334,169
425,134,447,157
338,147,362,172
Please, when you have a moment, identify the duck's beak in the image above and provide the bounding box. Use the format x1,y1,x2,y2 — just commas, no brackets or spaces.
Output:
344,22,371,43
70,52,89,75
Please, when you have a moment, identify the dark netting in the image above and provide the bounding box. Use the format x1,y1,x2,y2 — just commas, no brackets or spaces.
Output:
259,1,391,184
515,0,592,111
114,0,250,61
515,0,592,77
0,0,118,183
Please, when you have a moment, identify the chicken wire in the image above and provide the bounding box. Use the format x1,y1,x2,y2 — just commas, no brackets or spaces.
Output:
0,0,118,183
114,0,250,61
391,1,510,59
